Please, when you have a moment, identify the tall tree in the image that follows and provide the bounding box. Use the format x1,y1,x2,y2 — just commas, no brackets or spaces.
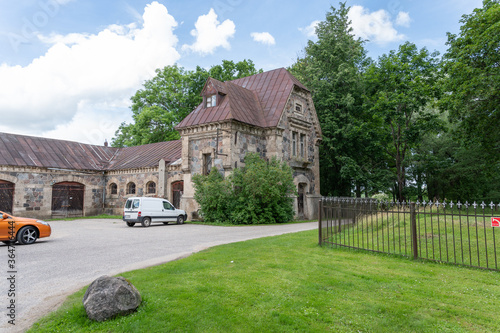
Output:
112,60,261,147
290,2,382,197
441,0,500,161
410,115,500,202
365,42,442,202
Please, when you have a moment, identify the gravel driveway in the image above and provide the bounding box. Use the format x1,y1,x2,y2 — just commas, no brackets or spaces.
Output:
0,219,317,332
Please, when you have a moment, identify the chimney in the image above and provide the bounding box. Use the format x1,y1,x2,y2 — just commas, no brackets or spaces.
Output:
104,139,108,147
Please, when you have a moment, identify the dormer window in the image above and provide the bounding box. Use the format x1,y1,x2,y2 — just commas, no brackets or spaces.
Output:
206,94,217,108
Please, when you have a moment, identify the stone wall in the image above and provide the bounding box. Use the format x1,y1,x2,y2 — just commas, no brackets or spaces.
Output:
0,166,105,219
104,167,160,215
0,166,168,218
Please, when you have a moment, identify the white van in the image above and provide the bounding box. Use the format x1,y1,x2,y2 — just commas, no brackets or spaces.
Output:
123,197,187,227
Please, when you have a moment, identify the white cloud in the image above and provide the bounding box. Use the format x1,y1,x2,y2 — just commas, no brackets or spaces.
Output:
250,32,275,45
0,1,180,144
396,12,411,27
182,8,235,55
348,6,406,44
299,20,320,37
42,101,132,145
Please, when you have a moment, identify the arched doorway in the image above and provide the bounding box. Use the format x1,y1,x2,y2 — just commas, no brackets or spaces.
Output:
171,181,184,209
297,183,306,218
51,182,85,218
0,180,14,213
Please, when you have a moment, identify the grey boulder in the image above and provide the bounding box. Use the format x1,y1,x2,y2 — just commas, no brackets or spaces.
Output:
83,275,142,321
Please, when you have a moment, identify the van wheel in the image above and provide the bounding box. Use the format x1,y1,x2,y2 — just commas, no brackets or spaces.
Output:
141,217,151,227
176,215,185,225
126,222,135,227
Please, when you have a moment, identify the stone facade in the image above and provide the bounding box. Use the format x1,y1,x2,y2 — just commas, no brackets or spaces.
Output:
104,167,161,215
177,84,322,220
0,166,105,219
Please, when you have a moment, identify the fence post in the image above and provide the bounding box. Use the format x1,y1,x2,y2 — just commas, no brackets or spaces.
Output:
318,199,323,245
410,202,418,259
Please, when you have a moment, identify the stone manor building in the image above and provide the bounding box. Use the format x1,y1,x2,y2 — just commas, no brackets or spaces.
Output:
0,68,322,220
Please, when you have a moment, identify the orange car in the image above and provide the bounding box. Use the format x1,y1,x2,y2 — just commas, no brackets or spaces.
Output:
0,211,51,245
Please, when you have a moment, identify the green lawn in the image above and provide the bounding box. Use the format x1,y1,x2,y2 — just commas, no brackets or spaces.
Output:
29,229,500,332
323,208,500,270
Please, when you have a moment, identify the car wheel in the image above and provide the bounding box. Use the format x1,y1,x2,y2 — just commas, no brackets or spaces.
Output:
126,222,135,227
141,217,151,227
17,226,38,245
176,215,185,225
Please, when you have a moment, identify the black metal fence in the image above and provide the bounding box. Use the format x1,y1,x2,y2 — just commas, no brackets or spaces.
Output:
319,197,500,271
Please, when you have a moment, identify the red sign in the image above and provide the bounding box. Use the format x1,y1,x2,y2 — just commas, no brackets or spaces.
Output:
493,217,500,227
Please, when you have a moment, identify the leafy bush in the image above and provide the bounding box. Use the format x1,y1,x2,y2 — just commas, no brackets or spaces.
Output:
193,153,296,224
192,169,232,223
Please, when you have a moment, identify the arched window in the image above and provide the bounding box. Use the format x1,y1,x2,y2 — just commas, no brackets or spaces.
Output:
126,182,136,195
147,181,156,194
109,183,118,195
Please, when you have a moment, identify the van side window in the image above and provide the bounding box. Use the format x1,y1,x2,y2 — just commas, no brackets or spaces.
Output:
133,199,140,209
163,201,174,210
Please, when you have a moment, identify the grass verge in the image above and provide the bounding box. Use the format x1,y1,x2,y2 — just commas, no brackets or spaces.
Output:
185,219,317,226
29,230,499,332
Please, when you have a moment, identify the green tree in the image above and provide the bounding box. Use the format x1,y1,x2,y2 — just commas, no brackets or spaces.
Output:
290,2,382,197
441,0,500,160
409,114,500,202
365,42,442,202
192,153,296,224
112,60,261,147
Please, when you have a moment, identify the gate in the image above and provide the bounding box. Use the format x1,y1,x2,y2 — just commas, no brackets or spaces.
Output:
51,182,85,218
0,180,14,213
172,181,183,209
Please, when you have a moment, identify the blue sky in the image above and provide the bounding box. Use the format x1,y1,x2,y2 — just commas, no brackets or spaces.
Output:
0,0,483,145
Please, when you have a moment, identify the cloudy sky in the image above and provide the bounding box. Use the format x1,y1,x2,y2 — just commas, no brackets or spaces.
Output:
0,0,482,145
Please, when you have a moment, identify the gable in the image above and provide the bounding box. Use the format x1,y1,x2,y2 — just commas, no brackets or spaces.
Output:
201,78,227,96
278,87,322,139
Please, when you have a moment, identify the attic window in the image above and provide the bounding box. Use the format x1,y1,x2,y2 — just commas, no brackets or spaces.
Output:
295,103,302,112
206,94,217,108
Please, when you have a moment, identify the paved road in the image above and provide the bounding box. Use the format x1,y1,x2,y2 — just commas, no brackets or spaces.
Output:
0,219,317,332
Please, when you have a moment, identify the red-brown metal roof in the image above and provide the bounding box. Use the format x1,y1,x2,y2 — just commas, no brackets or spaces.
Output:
0,132,182,171
106,140,181,170
177,68,309,129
